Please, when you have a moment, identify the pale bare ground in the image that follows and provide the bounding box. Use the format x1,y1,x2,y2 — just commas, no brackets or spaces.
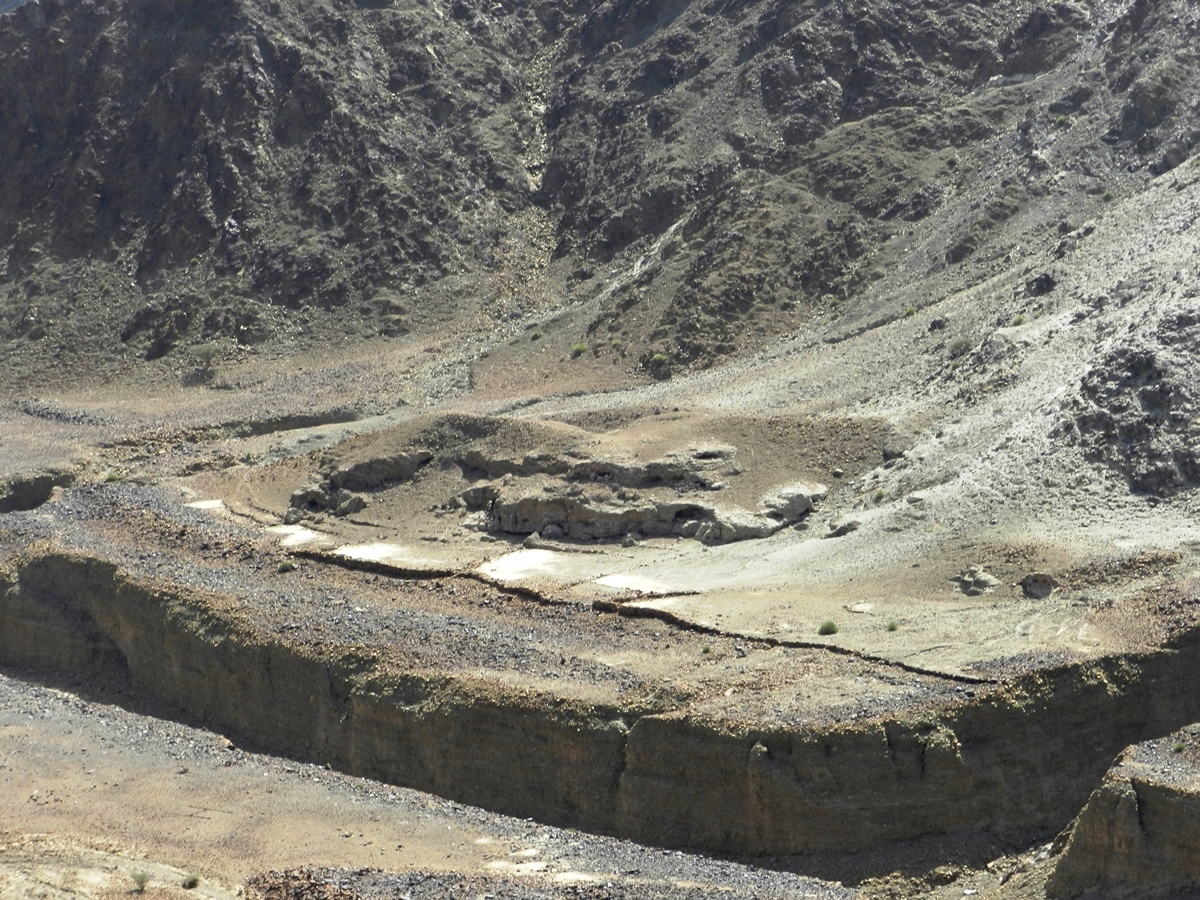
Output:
1,679,506,894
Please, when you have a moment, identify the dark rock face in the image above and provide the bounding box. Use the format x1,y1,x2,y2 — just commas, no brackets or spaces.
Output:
1064,334,1200,497
1,0,1199,376
0,0,544,360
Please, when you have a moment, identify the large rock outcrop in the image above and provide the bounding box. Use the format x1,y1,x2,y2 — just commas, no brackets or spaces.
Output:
1048,728,1200,898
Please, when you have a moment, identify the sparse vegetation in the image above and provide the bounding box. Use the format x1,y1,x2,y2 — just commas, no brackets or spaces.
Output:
182,875,200,890
646,350,673,380
948,337,971,358
1054,115,1070,128
131,872,150,893
873,488,886,503
701,644,712,654
531,330,542,341
817,620,839,636
904,306,918,318
104,470,121,483
886,619,899,632
570,342,588,358
1010,313,1027,326
277,560,296,573
182,342,223,387
1173,741,1186,753
1103,190,1114,202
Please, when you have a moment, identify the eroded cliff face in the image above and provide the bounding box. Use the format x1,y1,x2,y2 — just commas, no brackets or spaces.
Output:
7,547,1200,861
1048,728,1200,899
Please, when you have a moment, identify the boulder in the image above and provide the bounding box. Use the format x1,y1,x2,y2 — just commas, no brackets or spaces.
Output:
762,481,828,520
958,565,1002,596
1021,572,1059,599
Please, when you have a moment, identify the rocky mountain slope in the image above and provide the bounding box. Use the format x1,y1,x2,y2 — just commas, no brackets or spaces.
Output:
2,0,1198,386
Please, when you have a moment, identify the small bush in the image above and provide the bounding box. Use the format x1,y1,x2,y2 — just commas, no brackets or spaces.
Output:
182,342,223,387
531,330,542,341
277,560,296,573
1010,314,1027,326
872,489,886,503
104,471,121,483
131,872,150,893
817,620,839,636
182,875,200,890
645,350,673,380
904,306,918,318
570,342,588,358
947,337,971,358
886,620,899,632
701,644,712,655
1173,741,1186,753
1054,115,1070,128
1102,190,1114,202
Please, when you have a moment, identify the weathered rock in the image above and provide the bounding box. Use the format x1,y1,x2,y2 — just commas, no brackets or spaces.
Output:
334,490,368,517
761,482,828,520
327,452,433,492
486,484,803,545
1021,572,1059,599
287,482,368,519
957,566,1002,596
695,510,777,543
460,484,501,510
289,484,330,515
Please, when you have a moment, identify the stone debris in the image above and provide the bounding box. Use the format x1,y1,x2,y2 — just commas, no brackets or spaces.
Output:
288,483,371,520
825,519,862,538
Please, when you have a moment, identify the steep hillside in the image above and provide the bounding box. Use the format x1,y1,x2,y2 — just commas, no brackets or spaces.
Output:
2,0,1198,387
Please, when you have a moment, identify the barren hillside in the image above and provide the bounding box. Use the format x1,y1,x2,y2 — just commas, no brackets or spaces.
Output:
3,0,1200,897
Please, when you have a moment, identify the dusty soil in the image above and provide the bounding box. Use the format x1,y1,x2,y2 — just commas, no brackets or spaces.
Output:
0,669,848,899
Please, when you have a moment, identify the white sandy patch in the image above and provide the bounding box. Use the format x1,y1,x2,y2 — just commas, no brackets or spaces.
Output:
593,572,682,593
478,549,568,582
485,860,548,874
334,542,424,563
268,525,330,548
185,499,225,510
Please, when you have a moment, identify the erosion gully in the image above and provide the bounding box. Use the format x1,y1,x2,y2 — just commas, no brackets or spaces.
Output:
3,543,1200,879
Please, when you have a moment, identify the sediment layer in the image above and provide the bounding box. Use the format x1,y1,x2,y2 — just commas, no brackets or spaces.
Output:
4,547,1200,859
